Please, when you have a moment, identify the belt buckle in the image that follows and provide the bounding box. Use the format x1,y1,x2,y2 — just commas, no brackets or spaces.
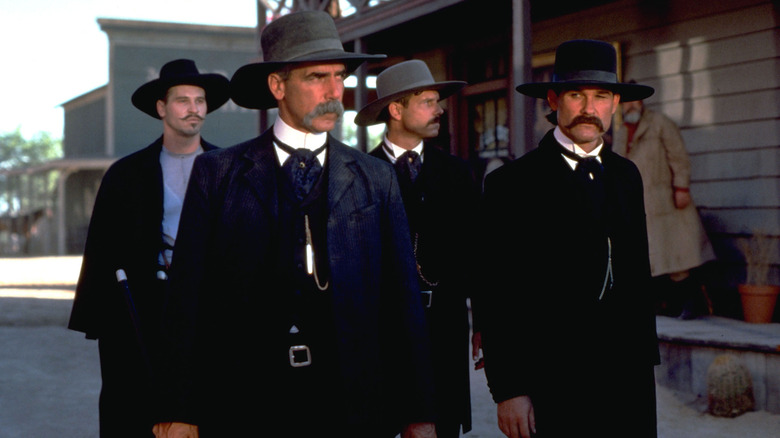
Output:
289,345,312,367
421,290,433,308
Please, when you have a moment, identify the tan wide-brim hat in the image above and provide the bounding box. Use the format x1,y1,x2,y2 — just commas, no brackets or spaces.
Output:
131,59,230,119
516,39,654,103
230,10,386,110
354,60,466,126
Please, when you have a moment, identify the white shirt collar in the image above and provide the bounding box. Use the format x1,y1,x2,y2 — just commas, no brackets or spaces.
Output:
273,117,328,166
553,126,603,170
381,134,424,164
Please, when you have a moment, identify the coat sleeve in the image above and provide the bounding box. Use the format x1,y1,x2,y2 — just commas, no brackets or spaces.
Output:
68,165,128,339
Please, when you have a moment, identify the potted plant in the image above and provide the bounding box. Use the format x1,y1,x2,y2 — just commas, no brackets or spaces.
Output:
737,231,779,323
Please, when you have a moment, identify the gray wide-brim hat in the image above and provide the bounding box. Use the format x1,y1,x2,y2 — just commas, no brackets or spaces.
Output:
354,60,466,126
516,39,654,102
230,10,386,110
131,59,230,119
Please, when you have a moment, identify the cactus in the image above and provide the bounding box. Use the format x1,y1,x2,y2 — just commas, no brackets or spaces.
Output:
706,354,755,417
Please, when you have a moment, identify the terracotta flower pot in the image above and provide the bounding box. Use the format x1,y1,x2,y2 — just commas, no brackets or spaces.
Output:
738,284,780,323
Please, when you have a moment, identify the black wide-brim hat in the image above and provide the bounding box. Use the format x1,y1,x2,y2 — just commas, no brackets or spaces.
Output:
516,39,654,102
354,60,466,126
230,10,386,110
131,59,230,119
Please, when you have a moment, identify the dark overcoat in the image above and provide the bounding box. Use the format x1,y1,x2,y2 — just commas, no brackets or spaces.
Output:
481,130,660,437
370,143,479,433
68,137,218,437
158,129,436,437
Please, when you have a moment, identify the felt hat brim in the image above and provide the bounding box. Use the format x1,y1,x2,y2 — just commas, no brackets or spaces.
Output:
516,80,654,102
131,74,230,119
229,52,385,110
354,80,466,126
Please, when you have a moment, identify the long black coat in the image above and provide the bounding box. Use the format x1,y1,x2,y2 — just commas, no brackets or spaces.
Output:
158,129,436,437
370,143,479,433
481,130,660,437
68,137,218,437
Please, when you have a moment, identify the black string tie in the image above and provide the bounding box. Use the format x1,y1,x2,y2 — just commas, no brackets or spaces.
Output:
395,150,421,184
275,136,326,201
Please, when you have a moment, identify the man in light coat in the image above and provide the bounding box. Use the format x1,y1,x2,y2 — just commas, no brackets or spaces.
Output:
613,95,716,318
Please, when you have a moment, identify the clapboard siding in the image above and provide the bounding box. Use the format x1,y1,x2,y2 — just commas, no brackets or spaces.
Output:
701,208,780,236
690,148,780,181
681,120,780,154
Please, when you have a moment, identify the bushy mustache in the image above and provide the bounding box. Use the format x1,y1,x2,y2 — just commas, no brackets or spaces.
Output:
304,100,344,122
565,115,604,131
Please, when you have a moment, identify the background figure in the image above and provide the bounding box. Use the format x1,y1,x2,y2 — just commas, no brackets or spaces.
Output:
355,59,481,438
153,11,437,438
68,59,228,437
613,94,716,319
481,40,659,438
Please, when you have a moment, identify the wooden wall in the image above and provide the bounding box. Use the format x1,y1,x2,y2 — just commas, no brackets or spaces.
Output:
531,0,779,292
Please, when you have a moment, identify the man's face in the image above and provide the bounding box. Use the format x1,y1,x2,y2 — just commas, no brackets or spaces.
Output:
157,85,207,138
270,63,346,134
394,90,444,141
621,99,643,124
547,86,620,151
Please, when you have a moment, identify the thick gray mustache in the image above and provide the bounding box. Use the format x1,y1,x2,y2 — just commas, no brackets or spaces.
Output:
306,100,344,120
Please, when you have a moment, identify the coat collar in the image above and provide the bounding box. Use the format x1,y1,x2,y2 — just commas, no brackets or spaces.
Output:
240,129,357,210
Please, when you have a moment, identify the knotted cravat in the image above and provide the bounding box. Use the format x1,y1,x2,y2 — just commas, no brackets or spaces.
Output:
395,150,422,184
559,146,606,219
276,136,326,202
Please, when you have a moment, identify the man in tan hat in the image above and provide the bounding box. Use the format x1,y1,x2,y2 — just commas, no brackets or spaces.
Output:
68,58,229,437
154,11,436,438
480,40,660,438
355,59,480,438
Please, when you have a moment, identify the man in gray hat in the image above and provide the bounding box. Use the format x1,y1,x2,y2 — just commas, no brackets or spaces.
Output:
154,11,436,438
355,59,480,438
480,40,660,438
68,58,229,438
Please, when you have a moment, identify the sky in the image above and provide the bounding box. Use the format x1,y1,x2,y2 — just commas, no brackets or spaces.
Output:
0,0,259,140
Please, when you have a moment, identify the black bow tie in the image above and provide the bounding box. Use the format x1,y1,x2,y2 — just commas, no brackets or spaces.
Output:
275,136,326,201
558,145,603,180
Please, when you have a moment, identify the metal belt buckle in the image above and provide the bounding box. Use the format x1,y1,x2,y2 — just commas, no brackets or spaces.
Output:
421,290,433,308
289,345,312,367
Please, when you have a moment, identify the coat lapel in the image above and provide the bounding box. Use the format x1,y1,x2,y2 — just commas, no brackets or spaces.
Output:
326,139,357,210
241,131,279,218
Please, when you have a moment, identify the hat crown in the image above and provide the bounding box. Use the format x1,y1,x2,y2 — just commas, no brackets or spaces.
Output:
376,60,437,99
261,10,345,63
159,59,202,80
552,39,617,84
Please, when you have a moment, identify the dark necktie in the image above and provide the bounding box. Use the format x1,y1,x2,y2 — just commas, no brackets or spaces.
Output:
559,146,606,218
395,150,421,184
275,136,326,202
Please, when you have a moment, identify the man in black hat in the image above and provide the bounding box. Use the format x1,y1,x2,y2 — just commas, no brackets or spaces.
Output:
480,40,660,438
355,59,480,438
154,11,436,438
68,59,229,437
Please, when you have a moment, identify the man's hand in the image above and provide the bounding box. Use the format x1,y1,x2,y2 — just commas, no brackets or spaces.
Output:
472,331,484,370
401,422,436,438
497,396,535,438
674,188,691,209
153,422,198,438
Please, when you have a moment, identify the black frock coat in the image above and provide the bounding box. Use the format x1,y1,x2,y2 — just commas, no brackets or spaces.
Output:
481,130,660,437
157,129,436,437
68,137,218,437
370,143,480,433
